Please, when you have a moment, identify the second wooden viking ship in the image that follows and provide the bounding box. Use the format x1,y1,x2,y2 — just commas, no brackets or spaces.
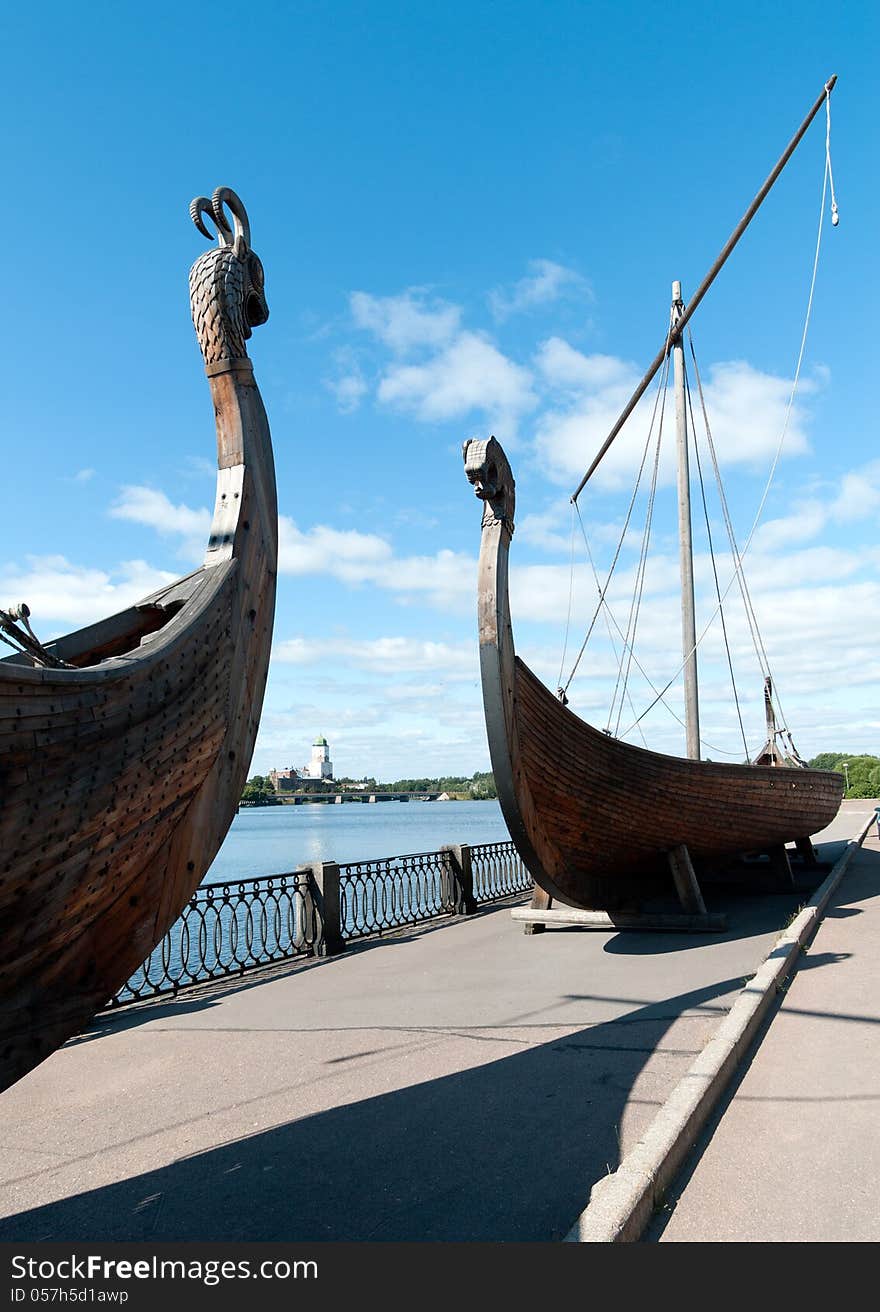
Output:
463,437,842,913
0,188,277,1092
463,81,844,916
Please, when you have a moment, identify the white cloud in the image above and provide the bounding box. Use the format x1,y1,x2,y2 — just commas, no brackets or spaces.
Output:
0,555,176,631
536,337,634,391
736,458,880,555
829,459,880,524
351,289,461,354
250,701,492,782
348,286,537,431
699,360,815,465
533,344,820,489
751,501,826,551
274,634,475,675
743,545,863,592
517,503,577,553
278,517,392,579
277,516,474,610
326,368,368,414
490,260,591,320
378,330,537,428
71,468,95,483
110,486,212,540
369,547,474,609
324,346,370,414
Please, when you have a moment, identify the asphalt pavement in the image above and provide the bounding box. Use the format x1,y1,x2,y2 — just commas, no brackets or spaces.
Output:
645,811,880,1242
0,801,873,1242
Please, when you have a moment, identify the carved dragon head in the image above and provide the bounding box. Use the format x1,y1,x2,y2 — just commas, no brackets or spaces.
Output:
462,436,516,533
189,187,269,368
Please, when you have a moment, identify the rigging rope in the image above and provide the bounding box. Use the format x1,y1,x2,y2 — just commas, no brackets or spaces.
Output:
560,337,672,695
691,335,770,684
572,503,745,756
619,126,836,743
560,337,758,756
574,517,650,747
555,501,577,696
684,361,750,759
687,333,791,741
826,80,839,226
609,393,664,736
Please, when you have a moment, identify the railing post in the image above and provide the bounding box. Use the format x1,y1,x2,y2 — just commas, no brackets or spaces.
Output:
294,866,316,951
440,843,477,915
308,861,347,956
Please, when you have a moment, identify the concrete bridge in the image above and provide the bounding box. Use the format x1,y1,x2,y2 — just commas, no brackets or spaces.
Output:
279,790,441,804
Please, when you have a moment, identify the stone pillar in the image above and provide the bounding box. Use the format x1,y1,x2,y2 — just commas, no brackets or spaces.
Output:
294,866,316,950
440,843,478,915
308,861,346,957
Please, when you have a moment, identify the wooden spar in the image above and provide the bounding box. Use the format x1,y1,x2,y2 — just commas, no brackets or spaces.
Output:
571,74,837,501
672,281,700,759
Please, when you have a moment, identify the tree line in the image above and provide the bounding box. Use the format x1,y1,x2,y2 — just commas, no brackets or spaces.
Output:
242,755,879,808
241,770,498,805
807,753,880,799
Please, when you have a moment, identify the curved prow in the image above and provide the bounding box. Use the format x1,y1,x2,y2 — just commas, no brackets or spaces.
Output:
0,188,281,1095
141,187,281,933
463,437,564,904
190,187,278,571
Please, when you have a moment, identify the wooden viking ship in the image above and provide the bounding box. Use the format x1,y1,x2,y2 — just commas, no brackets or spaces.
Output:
0,188,277,1091
464,82,844,919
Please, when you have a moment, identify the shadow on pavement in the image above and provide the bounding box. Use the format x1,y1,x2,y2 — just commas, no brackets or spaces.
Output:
0,972,790,1243
71,898,534,1046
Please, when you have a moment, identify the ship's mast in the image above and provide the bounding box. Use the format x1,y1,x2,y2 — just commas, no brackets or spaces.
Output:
671,281,700,759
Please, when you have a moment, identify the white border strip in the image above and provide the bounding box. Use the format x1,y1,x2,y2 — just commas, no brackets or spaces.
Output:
565,811,876,1243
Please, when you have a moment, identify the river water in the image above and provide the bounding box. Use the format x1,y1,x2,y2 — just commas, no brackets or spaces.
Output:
203,799,511,884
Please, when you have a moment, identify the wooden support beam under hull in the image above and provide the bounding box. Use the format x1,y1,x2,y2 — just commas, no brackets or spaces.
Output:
511,908,727,932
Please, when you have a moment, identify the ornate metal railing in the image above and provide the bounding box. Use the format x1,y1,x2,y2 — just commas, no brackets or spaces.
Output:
111,871,314,1005
111,840,532,1006
339,849,450,940
471,841,533,901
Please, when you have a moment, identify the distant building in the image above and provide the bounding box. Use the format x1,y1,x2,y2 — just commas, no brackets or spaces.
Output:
269,735,334,793
305,735,333,781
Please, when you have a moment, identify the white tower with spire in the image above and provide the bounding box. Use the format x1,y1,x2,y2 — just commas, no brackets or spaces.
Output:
306,735,333,780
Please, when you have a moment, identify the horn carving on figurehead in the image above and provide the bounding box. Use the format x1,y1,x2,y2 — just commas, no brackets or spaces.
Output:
188,187,269,369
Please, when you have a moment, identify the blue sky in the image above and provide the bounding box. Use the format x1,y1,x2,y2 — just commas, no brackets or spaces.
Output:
1,2,877,779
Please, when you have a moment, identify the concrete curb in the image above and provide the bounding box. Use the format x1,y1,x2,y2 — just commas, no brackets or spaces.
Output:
564,813,876,1244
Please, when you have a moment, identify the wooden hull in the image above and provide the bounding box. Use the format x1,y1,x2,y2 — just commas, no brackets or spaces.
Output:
0,357,277,1090
464,437,844,912
509,656,842,908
